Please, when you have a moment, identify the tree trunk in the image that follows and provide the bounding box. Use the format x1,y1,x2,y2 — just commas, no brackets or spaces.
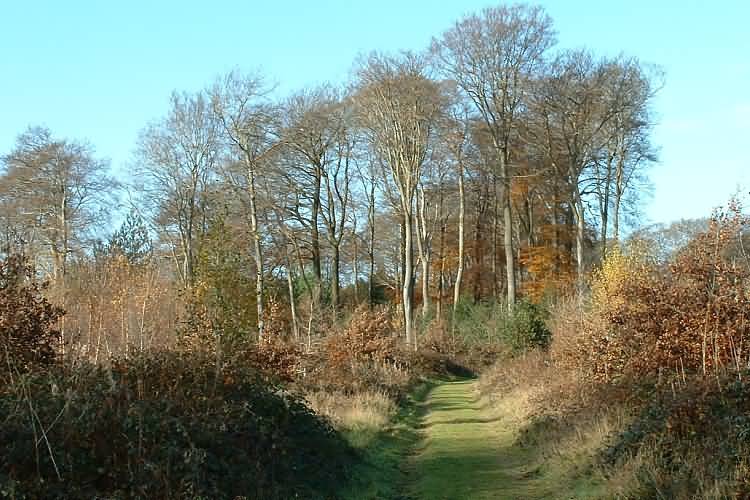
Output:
353,231,359,305
311,167,322,307
491,173,499,299
247,164,264,339
284,244,300,341
572,187,585,289
613,154,625,242
416,186,431,319
600,152,614,260
453,159,466,325
403,211,415,349
330,243,340,315
501,155,516,309
473,197,483,303
399,220,406,322
368,179,376,309
436,188,446,321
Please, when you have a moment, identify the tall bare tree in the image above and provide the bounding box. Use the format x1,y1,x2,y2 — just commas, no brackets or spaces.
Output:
442,104,472,325
210,71,280,339
136,91,218,287
432,3,556,308
598,58,660,247
354,52,444,347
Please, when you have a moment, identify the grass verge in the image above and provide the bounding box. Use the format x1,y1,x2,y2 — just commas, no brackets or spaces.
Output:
337,379,437,500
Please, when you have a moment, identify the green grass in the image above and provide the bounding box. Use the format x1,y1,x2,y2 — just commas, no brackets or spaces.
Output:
409,379,606,499
339,379,436,500
341,378,608,499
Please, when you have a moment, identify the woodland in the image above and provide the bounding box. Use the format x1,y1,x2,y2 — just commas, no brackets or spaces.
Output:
1,4,749,499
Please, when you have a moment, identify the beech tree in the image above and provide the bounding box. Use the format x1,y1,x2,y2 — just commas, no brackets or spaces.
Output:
1,126,115,281
353,52,444,347
432,3,556,308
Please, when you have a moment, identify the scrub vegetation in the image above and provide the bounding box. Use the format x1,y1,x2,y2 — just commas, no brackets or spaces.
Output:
1,2,747,499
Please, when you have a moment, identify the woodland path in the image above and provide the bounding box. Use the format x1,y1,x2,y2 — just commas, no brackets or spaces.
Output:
404,379,556,500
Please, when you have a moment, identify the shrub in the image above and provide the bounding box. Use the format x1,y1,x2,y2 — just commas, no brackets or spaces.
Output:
0,350,353,499
324,305,401,375
249,335,303,383
501,300,552,352
0,255,63,377
578,202,750,382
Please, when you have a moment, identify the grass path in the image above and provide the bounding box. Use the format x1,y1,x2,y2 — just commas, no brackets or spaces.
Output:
344,378,603,499
406,379,601,500
407,379,539,499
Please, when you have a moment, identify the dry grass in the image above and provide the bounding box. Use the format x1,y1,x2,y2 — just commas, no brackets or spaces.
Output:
306,389,397,437
479,289,750,499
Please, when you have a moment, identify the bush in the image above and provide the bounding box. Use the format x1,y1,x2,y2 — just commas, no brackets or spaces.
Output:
601,375,750,498
575,202,750,382
501,300,552,352
0,255,63,377
451,298,551,353
325,306,399,366
0,350,353,499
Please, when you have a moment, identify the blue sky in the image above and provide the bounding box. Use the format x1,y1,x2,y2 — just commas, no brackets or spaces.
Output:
1,0,748,224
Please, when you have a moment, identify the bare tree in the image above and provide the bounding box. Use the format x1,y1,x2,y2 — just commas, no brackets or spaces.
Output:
2,126,115,281
533,50,624,283
210,71,280,339
281,86,345,307
353,52,444,348
320,121,354,315
432,3,556,308
135,91,218,287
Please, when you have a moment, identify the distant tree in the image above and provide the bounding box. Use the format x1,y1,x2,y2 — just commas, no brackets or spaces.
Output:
1,126,116,281
432,3,556,308
109,210,153,265
628,218,709,263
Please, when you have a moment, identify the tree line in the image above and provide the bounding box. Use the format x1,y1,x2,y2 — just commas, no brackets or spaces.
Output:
0,4,660,351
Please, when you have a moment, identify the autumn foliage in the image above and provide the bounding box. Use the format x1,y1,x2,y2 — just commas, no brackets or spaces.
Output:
0,255,63,376
567,200,750,382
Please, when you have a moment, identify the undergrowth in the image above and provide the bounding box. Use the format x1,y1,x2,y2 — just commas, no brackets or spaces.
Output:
0,350,353,499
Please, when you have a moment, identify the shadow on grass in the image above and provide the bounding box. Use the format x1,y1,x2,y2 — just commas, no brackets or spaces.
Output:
338,378,443,500
417,416,504,428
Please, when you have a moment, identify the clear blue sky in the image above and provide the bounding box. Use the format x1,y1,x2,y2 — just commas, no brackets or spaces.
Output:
1,0,748,225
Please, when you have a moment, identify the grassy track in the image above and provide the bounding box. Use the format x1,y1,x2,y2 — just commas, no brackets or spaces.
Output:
406,379,603,500
343,378,605,499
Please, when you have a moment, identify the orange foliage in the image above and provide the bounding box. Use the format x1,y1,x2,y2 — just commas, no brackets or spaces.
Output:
573,201,750,382
325,306,399,373
520,223,576,301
